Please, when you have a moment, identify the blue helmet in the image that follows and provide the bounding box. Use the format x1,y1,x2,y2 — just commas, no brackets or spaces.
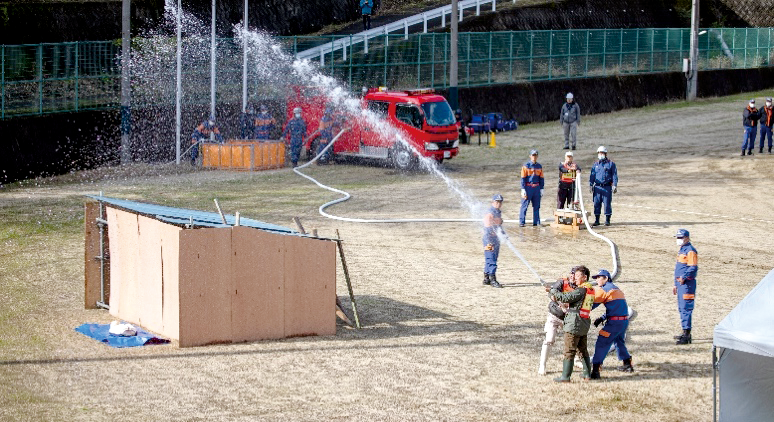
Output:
529,149,539,156
492,193,504,201
204,119,215,129
592,269,611,279
674,229,690,239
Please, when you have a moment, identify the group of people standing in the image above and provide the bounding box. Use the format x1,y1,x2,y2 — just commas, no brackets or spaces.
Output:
741,97,774,156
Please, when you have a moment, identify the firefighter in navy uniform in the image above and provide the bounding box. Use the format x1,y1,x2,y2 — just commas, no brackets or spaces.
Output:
317,107,334,164
673,229,698,345
588,269,634,379
254,104,276,140
548,265,594,382
455,109,468,144
190,118,224,165
482,194,505,289
589,145,618,226
281,107,307,168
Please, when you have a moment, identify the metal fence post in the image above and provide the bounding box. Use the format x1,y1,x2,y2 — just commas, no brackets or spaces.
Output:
384,34,388,86
38,44,44,115
619,29,624,72
466,33,471,86
584,30,589,77
349,35,353,88
566,29,572,77
75,42,79,112
417,34,422,88
509,31,514,83
602,30,607,75
488,32,493,84
443,34,448,88
744,28,748,68
665,30,669,72
634,28,639,72
651,29,655,72
548,29,553,80
431,33,436,87
1,45,4,120
529,31,535,81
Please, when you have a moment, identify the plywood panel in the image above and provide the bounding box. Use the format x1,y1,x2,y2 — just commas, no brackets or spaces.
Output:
107,207,141,323
160,222,181,341
178,227,233,347
231,226,285,342
283,236,336,337
135,215,165,334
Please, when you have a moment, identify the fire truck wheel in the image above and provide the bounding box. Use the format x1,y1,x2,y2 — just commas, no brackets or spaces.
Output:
391,146,416,171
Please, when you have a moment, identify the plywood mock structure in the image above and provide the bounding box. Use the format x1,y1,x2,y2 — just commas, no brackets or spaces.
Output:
99,206,335,347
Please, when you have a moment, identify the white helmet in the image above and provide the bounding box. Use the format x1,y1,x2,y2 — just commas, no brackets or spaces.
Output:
597,145,608,153
566,92,574,99
293,107,302,114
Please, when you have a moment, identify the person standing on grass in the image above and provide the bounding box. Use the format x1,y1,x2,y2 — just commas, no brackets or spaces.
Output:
759,97,773,154
360,0,373,30
482,194,505,289
539,267,578,375
519,150,544,227
557,151,580,210
547,265,594,383
742,98,761,156
673,229,698,345
588,269,634,380
560,92,580,150
589,146,617,226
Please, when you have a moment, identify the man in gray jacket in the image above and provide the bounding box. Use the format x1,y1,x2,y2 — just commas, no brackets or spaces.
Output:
560,92,581,150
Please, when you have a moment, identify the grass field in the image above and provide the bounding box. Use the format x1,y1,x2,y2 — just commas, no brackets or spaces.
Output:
1,89,773,421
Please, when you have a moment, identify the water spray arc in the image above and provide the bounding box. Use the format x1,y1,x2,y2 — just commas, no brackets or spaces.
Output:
294,130,552,285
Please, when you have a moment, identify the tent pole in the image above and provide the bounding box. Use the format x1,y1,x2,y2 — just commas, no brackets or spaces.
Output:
713,346,718,422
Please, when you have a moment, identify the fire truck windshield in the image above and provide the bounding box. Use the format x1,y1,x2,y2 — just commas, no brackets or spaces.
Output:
421,101,455,126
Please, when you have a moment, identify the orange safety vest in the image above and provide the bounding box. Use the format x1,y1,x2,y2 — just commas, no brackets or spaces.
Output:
560,163,577,184
578,285,595,319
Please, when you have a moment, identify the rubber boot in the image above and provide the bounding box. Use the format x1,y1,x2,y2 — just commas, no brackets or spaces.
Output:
590,363,601,379
760,148,764,154
742,150,746,156
592,215,600,226
554,359,573,383
605,215,611,226
769,147,772,153
675,329,692,345
483,273,491,286
618,358,634,373
490,274,503,288
580,356,593,380
748,150,754,156
538,345,550,375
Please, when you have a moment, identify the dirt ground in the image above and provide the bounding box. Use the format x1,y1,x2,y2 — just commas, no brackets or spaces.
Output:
1,91,773,421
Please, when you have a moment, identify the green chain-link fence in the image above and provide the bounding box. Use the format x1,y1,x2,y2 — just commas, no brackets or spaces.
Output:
2,27,773,119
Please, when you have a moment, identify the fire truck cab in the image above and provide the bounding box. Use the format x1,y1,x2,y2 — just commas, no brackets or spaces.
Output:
287,87,460,170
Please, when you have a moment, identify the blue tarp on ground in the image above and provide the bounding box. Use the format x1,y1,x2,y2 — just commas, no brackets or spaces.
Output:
75,323,170,348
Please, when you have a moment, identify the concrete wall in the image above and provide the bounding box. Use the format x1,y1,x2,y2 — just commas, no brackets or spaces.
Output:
101,206,336,347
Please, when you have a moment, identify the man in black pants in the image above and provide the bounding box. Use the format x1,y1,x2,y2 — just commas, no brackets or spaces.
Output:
360,0,373,30
557,151,580,210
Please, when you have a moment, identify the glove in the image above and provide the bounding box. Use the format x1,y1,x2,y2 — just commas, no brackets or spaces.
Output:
590,185,594,195
593,316,605,327
613,186,618,194
521,189,527,199
540,189,544,197
484,243,494,251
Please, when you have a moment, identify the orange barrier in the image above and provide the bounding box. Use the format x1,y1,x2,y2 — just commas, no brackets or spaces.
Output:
201,140,285,170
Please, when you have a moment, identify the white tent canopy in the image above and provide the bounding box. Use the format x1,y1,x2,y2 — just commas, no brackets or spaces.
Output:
713,267,774,422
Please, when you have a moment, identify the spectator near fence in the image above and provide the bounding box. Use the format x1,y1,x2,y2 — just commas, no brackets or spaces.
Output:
360,0,373,30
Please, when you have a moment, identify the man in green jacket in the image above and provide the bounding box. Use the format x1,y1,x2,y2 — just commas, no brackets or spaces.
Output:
548,265,594,382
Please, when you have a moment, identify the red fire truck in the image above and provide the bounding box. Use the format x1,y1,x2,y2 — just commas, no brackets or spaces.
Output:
286,87,460,170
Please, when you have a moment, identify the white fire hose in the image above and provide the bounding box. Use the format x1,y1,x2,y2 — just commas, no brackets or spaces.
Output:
294,130,619,283
575,171,621,281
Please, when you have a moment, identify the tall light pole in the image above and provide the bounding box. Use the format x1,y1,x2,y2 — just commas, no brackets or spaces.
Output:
449,0,459,110
175,0,182,164
120,0,131,163
210,0,217,127
242,0,248,113
687,0,700,101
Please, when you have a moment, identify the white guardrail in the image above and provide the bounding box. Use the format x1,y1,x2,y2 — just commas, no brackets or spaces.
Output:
296,0,515,62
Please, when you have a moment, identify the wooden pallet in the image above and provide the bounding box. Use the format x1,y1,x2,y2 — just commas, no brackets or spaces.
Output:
551,209,588,231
